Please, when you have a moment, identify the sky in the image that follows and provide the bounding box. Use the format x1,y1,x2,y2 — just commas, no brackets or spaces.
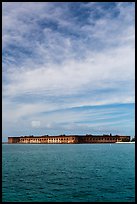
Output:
2,2,135,141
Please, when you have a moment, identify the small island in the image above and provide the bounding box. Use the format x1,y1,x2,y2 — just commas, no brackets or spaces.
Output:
8,134,131,144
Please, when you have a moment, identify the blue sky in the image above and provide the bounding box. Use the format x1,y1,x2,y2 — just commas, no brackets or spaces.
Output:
2,2,135,141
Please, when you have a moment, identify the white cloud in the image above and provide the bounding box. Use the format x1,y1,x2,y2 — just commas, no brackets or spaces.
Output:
31,121,41,128
3,44,134,101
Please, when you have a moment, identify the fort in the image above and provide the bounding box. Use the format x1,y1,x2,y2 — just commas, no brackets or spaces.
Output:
8,134,130,144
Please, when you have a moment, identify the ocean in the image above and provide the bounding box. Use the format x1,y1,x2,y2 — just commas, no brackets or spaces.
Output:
2,143,135,202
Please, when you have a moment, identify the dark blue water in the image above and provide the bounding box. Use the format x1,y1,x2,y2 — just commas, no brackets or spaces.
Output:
2,144,135,202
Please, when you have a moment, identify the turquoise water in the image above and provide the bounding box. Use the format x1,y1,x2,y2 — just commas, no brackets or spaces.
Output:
2,144,135,202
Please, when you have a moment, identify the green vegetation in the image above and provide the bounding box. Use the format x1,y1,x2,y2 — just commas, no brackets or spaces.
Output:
131,137,135,142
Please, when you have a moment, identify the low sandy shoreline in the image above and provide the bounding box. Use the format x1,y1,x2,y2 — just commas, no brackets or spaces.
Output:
116,141,135,144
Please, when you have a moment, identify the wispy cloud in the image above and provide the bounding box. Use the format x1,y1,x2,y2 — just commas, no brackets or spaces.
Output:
2,2,135,139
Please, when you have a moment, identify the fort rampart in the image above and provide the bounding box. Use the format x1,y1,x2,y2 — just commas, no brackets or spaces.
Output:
8,135,130,144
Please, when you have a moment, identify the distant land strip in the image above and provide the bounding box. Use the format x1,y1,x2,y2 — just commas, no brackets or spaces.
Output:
8,134,131,144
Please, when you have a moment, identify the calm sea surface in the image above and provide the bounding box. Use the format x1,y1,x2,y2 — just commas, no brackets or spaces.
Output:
2,144,135,202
